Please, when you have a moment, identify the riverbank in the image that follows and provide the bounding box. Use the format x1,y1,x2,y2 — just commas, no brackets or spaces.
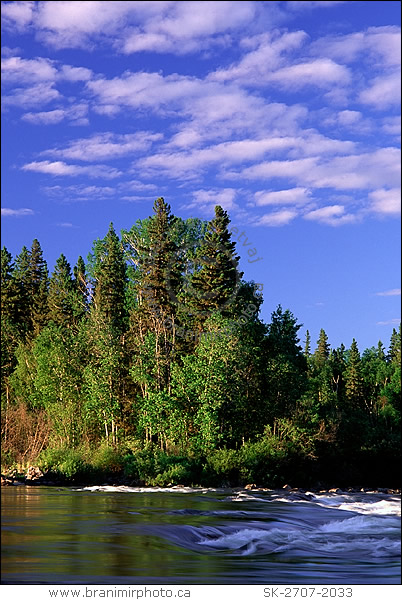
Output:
2,439,400,493
2,470,400,496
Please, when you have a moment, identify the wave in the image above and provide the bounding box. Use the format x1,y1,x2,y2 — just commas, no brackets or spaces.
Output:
79,485,219,494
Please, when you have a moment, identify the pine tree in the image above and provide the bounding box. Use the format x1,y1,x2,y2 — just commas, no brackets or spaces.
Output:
388,326,401,365
92,224,127,333
304,330,311,357
137,198,179,319
1,247,16,323
48,254,75,328
72,256,88,322
189,206,242,321
315,328,330,368
265,305,307,419
29,239,49,337
345,339,363,404
13,245,31,335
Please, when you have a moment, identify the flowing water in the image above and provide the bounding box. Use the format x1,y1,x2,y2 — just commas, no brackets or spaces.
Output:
1,485,400,584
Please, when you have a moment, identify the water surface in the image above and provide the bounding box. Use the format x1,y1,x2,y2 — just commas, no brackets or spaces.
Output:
1,485,400,584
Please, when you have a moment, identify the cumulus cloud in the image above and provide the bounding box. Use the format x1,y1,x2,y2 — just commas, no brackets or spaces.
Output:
22,160,121,179
359,72,401,109
368,188,401,216
1,207,35,217
304,204,357,226
312,26,401,67
1,1,35,30
375,289,401,297
256,209,299,226
2,82,60,108
377,318,401,326
2,0,256,54
184,188,239,213
254,187,311,206
42,132,163,162
22,103,89,125
43,184,117,202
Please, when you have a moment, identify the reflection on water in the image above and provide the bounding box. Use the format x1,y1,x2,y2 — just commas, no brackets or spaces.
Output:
1,486,400,584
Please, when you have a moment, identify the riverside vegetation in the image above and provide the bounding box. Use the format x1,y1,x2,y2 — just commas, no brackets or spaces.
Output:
1,199,400,489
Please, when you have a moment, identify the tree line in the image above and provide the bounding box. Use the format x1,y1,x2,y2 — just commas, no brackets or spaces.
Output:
1,199,400,487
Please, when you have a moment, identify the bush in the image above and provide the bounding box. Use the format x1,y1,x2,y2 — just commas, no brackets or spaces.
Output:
89,444,124,474
205,448,241,486
38,447,89,481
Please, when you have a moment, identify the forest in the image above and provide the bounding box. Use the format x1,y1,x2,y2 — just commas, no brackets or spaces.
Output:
1,199,401,489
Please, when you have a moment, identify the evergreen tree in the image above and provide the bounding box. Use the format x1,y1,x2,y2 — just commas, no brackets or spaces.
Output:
137,198,179,319
48,254,75,328
29,239,49,337
72,255,88,322
304,330,311,357
265,305,307,419
13,245,31,335
189,206,242,321
314,328,330,368
344,339,364,404
388,325,401,364
91,224,127,333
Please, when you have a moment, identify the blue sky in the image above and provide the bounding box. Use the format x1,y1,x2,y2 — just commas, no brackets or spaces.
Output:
1,0,400,352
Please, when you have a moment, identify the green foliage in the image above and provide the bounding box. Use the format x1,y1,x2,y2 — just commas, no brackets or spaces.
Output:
1,207,400,489
38,447,88,481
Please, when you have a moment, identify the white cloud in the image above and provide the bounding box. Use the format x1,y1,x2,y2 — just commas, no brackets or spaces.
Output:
238,148,399,191
287,1,347,9
1,207,35,217
1,1,35,30
2,82,60,108
312,26,401,67
375,289,401,297
269,58,350,89
184,188,239,213
22,103,89,125
236,157,317,181
359,72,401,109
256,209,299,227
43,132,163,162
210,30,308,85
369,188,401,216
382,116,401,136
22,160,121,179
254,187,311,206
2,0,256,54
59,64,93,82
304,204,357,226
22,109,66,124
337,110,362,125
377,318,401,326
56,222,78,228
1,55,57,82
123,1,256,55
43,184,117,202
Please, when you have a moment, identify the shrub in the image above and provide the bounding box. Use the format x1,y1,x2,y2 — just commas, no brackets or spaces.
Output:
38,447,89,481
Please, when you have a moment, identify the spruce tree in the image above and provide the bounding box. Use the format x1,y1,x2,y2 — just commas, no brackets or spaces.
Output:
92,223,127,333
315,328,330,368
72,256,88,323
13,245,31,336
29,239,49,337
388,326,401,365
304,330,311,357
48,254,75,328
189,205,242,321
137,198,179,319
1,247,19,327
345,339,363,403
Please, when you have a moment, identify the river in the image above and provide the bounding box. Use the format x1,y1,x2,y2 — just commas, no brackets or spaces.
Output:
1,485,400,585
